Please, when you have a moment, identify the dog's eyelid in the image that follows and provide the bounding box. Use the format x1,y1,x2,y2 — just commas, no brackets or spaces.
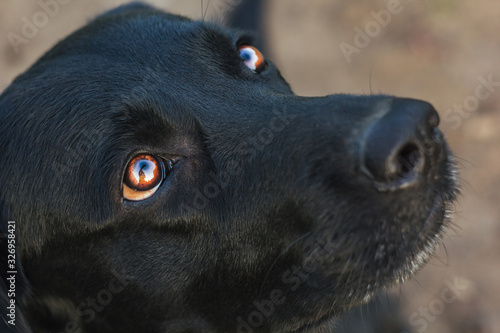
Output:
235,34,255,48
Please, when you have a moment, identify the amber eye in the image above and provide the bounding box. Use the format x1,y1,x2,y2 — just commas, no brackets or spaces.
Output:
238,45,267,73
123,154,169,201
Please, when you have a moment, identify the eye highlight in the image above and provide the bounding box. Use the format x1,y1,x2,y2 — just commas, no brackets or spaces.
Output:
123,154,171,201
238,45,266,73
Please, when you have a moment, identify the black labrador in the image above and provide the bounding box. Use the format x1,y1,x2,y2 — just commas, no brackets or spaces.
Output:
0,3,458,332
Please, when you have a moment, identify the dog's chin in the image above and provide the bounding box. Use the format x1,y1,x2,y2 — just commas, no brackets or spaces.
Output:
286,200,452,332
392,196,449,282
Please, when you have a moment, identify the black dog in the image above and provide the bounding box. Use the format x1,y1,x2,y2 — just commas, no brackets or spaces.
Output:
0,3,458,332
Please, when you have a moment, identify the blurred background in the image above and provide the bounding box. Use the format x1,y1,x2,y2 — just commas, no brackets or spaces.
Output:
1,1,498,332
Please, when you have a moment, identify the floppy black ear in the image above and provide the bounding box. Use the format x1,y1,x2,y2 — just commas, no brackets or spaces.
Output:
0,200,32,332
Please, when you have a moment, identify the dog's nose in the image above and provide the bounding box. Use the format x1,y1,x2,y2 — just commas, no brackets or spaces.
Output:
361,98,440,190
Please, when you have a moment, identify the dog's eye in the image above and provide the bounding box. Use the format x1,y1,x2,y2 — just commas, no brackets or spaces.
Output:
238,45,266,73
123,154,170,201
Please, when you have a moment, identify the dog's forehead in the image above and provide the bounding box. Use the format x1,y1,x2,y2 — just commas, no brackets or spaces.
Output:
43,11,243,78
2,9,278,129
38,9,279,113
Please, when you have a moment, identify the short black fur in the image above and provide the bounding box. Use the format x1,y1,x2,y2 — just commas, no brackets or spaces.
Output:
0,3,458,332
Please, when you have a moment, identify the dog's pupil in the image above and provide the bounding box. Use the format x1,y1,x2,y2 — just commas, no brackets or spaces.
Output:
125,155,162,190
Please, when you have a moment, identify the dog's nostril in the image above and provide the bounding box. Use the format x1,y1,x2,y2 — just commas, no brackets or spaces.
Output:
396,143,422,176
361,98,439,190
364,142,422,184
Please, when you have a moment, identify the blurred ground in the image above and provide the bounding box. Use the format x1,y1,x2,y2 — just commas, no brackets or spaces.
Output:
1,0,499,332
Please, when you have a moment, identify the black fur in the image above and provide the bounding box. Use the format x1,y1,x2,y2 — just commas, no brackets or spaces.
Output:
0,3,458,332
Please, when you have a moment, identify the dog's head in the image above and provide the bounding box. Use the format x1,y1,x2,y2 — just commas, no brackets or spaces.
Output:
0,3,458,332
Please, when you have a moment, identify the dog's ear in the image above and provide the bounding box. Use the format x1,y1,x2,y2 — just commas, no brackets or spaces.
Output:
0,200,32,332
96,2,157,19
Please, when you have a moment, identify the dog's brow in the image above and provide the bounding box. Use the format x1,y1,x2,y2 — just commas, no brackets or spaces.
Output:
234,33,256,46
